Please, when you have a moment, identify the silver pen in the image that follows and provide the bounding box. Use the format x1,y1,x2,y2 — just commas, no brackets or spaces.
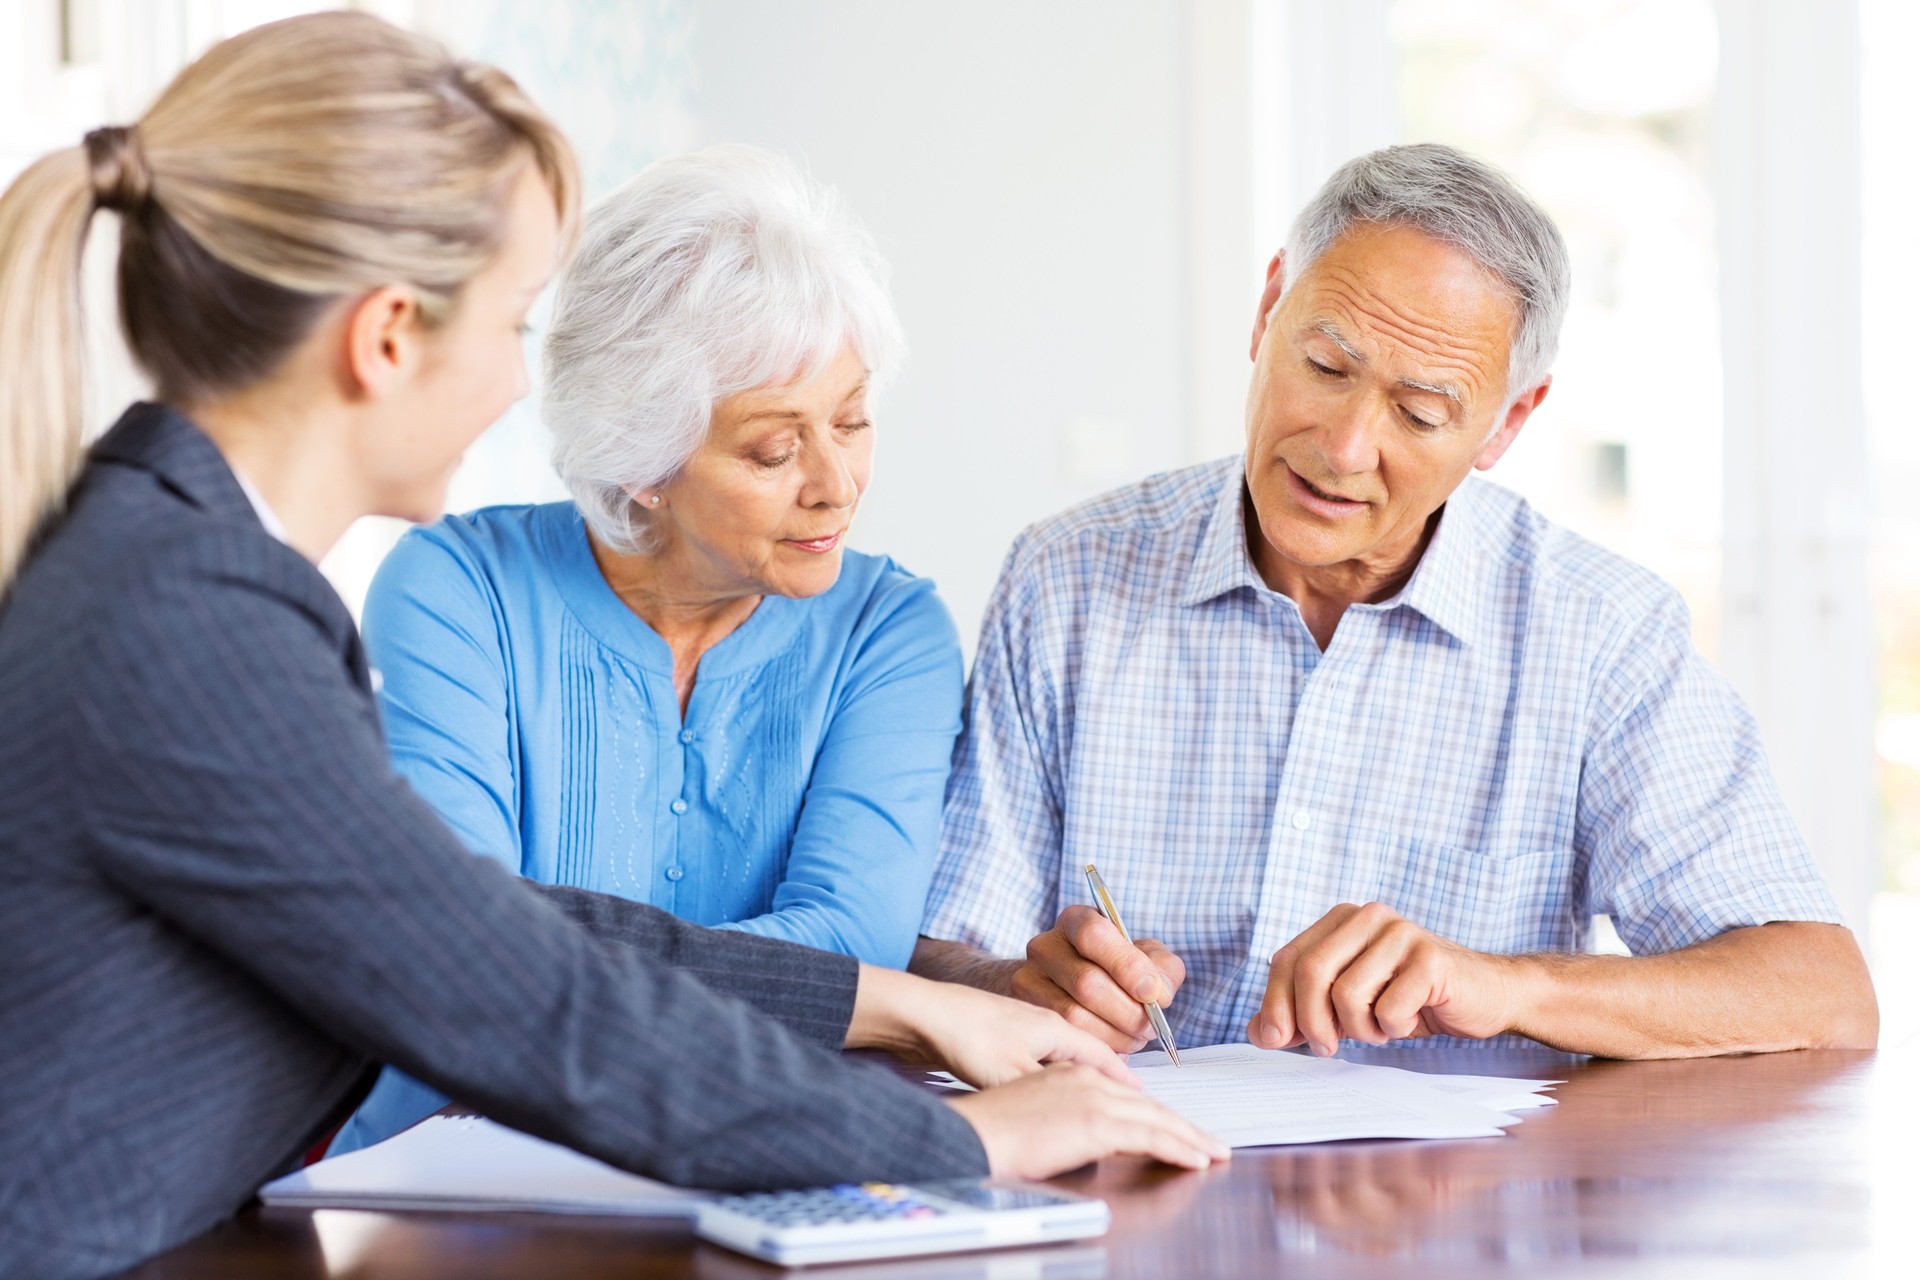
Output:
1083,863,1182,1067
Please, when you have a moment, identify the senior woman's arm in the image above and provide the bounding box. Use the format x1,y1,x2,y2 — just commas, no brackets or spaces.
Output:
713,568,964,970
358,525,523,866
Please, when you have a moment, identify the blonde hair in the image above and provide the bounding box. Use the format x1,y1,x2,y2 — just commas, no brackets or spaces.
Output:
0,11,580,593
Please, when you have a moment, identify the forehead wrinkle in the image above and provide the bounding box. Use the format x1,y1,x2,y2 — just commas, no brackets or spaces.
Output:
1310,320,1367,364
1303,264,1507,400
1310,320,1460,406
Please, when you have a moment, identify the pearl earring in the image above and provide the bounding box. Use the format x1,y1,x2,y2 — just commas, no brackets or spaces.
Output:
646,493,662,507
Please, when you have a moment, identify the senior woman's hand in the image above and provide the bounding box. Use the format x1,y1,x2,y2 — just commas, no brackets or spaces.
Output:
847,964,1139,1088
849,967,1228,1180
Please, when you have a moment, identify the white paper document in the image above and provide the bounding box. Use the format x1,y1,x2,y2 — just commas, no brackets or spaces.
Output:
259,1116,706,1217
1125,1043,1560,1148
1405,1070,1560,1114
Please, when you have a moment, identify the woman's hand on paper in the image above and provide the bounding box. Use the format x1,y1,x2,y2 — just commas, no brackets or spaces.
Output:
917,978,1148,1089
1008,905,1188,1053
848,964,1229,1178
946,1063,1230,1179
848,964,1137,1087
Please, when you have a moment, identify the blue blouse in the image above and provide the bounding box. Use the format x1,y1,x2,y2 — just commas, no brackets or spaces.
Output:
331,501,963,1153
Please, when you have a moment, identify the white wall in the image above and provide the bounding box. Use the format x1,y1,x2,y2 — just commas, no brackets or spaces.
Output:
1713,0,1874,932
690,0,1200,647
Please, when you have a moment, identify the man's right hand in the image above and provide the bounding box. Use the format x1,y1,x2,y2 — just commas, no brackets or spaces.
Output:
1008,905,1187,1052
945,1063,1228,1178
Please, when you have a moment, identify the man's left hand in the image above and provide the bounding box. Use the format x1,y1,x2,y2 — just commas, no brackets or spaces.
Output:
1247,902,1521,1055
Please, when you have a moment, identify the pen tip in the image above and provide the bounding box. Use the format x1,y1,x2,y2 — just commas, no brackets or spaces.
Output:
1084,863,1097,873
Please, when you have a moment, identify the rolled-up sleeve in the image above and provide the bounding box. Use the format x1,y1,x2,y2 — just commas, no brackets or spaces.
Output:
1575,590,1845,955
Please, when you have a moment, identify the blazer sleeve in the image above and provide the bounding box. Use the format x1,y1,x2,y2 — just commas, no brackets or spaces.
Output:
527,882,857,1049
73,532,987,1190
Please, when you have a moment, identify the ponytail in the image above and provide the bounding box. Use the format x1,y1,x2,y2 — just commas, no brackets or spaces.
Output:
0,147,96,593
0,11,579,596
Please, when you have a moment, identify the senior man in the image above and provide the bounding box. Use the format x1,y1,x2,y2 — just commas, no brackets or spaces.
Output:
912,143,1876,1060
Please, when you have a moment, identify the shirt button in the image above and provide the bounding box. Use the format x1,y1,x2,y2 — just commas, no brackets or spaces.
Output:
368,668,384,694
679,729,695,744
670,799,689,815
664,866,684,882
1290,810,1311,831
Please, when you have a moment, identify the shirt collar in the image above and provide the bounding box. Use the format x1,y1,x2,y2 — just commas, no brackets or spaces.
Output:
1181,462,1497,648
1179,464,1270,606
1373,478,1497,649
537,504,803,679
230,467,291,545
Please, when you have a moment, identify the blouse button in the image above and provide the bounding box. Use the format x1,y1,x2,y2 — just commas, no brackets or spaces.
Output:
680,729,695,744
664,866,685,882
670,798,689,815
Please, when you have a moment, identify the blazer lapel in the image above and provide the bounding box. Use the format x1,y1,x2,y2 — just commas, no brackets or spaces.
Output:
90,402,259,528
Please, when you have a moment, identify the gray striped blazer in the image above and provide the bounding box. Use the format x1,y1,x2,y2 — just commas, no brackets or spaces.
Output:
0,404,984,1280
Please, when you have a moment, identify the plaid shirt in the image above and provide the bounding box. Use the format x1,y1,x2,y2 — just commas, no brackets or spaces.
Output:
924,457,1842,1048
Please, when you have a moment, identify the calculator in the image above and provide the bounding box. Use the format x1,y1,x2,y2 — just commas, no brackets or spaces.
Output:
694,1178,1111,1266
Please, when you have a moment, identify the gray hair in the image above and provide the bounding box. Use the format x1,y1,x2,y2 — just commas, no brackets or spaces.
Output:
1284,143,1570,405
542,144,906,554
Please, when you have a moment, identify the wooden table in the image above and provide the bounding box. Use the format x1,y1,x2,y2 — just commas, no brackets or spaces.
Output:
122,1044,1920,1279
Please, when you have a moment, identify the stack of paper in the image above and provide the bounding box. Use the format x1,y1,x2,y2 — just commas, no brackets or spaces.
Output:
259,1116,705,1217
269,1049,1560,1220
1126,1043,1559,1147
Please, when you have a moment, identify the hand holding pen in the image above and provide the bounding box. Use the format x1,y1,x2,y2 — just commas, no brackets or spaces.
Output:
1001,871,1190,1055
1084,864,1182,1066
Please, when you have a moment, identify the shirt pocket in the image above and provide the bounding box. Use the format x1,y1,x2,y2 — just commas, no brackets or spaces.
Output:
1355,838,1572,956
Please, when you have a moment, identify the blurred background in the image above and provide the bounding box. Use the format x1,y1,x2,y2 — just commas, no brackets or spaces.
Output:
3,0,1914,1042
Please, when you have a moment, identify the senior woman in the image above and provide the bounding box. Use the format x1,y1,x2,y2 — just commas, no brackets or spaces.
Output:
332,145,959,1153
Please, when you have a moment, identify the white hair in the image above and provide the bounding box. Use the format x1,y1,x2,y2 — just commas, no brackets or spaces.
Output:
1284,143,1571,407
542,144,906,554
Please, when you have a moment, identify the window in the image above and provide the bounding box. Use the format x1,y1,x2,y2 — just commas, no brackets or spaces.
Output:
1392,0,1724,655
1863,0,1920,1041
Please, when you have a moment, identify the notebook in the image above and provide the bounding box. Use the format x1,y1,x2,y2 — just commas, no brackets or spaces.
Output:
259,1115,705,1217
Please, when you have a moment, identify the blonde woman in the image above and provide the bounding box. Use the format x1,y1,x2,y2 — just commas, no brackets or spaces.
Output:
0,14,1223,1279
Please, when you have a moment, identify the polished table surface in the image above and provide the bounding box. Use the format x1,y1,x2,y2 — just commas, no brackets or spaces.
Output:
122,1044,1920,1279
